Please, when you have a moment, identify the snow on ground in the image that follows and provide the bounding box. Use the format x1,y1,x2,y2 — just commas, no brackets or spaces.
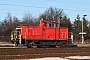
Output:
0,42,14,46
30,57,69,60
29,56,90,60
65,56,90,59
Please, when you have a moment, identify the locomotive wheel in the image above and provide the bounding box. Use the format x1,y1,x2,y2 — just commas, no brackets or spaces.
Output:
32,46,37,48
30,42,37,48
55,45,60,48
27,42,37,48
14,41,18,47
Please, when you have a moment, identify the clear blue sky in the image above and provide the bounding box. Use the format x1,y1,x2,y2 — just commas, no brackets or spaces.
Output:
0,0,90,22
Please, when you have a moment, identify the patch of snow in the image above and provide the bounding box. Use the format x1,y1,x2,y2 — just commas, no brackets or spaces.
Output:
0,44,14,46
65,56,90,59
30,57,69,60
29,56,90,60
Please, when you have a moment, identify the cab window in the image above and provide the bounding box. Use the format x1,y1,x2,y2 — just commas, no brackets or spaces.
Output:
49,23,54,28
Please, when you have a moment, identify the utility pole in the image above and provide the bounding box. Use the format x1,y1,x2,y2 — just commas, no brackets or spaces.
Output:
79,14,87,44
81,15,87,44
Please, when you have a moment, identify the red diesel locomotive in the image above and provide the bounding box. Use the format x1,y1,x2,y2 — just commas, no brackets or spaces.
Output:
11,19,71,48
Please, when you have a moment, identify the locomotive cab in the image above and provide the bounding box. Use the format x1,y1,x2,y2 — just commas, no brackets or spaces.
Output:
38,19,58,28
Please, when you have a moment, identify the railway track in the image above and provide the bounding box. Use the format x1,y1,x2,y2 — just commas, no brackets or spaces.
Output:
0,47,90,59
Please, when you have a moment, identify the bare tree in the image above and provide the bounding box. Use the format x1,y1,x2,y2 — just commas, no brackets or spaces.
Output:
22,13,34,25
13,16,20,29
39,7,65,22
